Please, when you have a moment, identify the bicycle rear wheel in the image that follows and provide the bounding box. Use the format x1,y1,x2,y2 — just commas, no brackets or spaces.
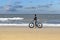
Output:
29,22,34,28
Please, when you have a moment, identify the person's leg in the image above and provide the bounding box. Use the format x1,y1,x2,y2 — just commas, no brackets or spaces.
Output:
33,20,37,28
34,20,35,28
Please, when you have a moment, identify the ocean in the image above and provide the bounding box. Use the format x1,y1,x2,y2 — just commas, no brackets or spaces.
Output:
0,14,60,26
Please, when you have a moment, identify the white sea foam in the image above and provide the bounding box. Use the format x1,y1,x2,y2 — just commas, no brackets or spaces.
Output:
43,23,60,27
0,17,24,21
0,24,28,26
0,23,60,27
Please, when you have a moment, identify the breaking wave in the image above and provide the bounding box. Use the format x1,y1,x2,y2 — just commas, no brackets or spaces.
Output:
0,17,24,21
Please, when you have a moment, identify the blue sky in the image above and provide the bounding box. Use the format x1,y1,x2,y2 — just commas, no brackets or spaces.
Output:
0,0,60,14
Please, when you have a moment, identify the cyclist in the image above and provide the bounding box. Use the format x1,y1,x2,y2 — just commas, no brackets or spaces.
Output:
34,14,37,26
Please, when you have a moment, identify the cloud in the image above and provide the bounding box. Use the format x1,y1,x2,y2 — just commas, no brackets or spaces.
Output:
38,3,53,8
0,1,23,12
25,6,37,9
29,1,33,3
49,10,56,12
15,2,21,4
7,8,17,12
14,5,23,8
1,5,23,12
3,5,11,10
0,6,3,9
13,1,23,8
1,5,17,12
24,3,53,10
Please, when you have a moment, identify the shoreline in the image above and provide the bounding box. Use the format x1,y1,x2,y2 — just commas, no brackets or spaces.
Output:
0,23,60,27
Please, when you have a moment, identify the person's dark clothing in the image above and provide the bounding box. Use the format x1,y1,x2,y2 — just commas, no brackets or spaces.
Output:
34,14,37,20
34,17,37,20
34,14,37,25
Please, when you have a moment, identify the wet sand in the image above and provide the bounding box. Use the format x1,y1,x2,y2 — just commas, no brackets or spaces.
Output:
0,26,60,40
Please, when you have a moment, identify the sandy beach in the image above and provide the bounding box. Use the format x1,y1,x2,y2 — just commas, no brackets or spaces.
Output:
0,26,60,40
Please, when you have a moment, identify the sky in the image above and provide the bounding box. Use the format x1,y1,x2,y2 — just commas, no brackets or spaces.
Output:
0,0,60,14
